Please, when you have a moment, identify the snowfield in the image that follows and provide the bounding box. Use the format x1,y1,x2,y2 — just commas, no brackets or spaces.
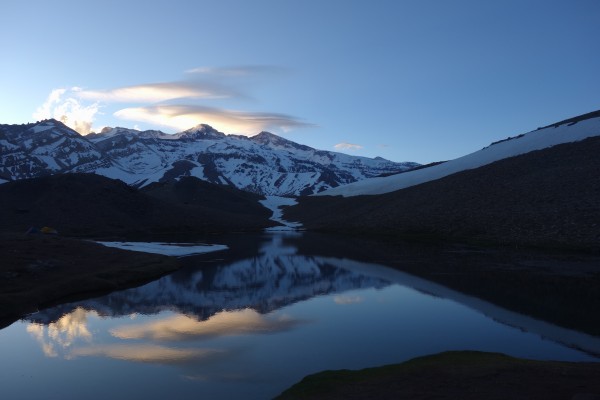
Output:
259,196,303,231
316,116,600,197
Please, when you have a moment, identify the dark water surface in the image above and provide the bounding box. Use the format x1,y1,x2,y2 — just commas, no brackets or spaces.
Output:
1,232,599,400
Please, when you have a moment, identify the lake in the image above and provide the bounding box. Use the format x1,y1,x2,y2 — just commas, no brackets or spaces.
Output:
1,232,599,400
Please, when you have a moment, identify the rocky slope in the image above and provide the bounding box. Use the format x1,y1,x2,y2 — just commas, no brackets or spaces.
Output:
317,109,600,196
285,135,600,251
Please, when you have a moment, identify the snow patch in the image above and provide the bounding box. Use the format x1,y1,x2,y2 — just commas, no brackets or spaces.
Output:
317,117,600,197
30,124,54,133
96,241,228,257
259,196,303,231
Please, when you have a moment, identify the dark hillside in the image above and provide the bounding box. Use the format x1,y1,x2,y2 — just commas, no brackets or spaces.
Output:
142,176,270,218
286,136,600,252
0,174,272,238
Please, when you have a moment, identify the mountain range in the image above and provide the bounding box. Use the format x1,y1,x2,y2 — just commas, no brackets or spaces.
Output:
0,120,418,196
2,109,599,250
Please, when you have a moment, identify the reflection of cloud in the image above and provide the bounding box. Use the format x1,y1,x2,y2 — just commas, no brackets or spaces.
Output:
111,309,305,341
26,324,58,357
334,142,363,151
77,82,235,103
33,88,100,135
69,344,225,365
26,307,94,357
333,295,364,305
114,105,314,136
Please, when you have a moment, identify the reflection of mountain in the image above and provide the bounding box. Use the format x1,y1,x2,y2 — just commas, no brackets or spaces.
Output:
28,235,390,324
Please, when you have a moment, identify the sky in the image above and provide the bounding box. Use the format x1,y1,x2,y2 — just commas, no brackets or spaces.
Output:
1,0,599,164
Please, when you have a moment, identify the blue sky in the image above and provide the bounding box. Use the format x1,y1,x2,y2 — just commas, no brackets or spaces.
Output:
1,0,599,163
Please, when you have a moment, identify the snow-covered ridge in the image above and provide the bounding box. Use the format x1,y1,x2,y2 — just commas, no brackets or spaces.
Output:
0,119,417,196
317,114,600,197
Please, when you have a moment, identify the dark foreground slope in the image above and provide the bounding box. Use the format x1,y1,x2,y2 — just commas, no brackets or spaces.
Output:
0,174,271,325
0,234,179,328
276,351,600,400
141,176,271,222
0,173,273,238
286,136,600,252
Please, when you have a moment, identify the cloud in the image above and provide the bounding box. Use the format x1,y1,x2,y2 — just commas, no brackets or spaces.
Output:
334,142,364,151
185,65,288,76
33,88,100,135
77,81,237,103
33,65,312,135
114,104,314,135
69,344,226,365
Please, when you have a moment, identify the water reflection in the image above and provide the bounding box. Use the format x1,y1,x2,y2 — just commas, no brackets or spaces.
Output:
110,309,306,341
26,307,94,357
6,233,599,399
70,344,227,365
28,233,390,325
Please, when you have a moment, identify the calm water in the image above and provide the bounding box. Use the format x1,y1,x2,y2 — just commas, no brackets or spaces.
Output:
1,232,598,400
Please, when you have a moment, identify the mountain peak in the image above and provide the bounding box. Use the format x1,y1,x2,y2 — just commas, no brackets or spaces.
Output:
250,131,314,153
33,118,65,129
251,131,279,142
28,119,81,138
177,124,226,140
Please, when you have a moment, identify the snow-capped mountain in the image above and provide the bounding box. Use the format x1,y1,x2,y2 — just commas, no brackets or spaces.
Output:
0,119,418,195
317,110,600,197
0,120,111,182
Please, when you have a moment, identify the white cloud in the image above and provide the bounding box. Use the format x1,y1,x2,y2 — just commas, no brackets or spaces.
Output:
33,88,100,135
33,66,311,136
114,104,314,135
334,142,364,151
77,81,236,103
185,65,287,76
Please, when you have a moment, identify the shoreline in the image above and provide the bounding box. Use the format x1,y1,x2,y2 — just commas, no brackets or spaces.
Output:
0,234,186,328
275,351,600,399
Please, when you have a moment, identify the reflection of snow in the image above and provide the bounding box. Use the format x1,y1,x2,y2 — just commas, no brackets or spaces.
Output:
326,257,600,357
259,196,303,230
96,241,228,256
29,235,390,324
259,231,301,255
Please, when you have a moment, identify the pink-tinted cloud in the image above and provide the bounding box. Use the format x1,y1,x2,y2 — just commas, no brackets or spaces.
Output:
115,104,314,135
